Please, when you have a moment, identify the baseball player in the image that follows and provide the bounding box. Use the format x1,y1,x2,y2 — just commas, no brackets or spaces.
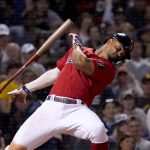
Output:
6,33,134,150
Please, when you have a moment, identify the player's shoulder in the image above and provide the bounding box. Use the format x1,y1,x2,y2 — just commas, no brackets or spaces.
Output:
95,57,116,71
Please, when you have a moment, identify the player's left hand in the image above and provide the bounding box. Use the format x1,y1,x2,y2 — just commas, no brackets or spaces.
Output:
69,33,82,47
8,88,27,104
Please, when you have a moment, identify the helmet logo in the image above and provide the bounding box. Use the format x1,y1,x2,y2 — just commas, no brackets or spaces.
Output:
117,33,126,36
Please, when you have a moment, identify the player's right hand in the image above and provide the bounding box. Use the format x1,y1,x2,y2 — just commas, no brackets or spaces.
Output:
7,88,27,104
69,33,82,47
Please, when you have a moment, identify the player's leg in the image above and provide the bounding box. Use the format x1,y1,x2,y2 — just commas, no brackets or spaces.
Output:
5,145,9,150
7,100,63,150
61,104,108,150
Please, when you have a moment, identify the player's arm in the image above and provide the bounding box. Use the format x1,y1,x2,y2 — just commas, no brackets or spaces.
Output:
69,33,94,75
7,67,60,103
25,67,60,92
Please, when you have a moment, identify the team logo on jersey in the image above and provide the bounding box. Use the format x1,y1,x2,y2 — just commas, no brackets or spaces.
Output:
97,61,105,69
66,57,73,64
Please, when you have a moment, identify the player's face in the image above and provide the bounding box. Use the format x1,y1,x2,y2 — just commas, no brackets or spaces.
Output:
107,39,125,62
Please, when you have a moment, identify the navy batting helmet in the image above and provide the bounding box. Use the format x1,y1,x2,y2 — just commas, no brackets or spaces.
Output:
111,33,134,60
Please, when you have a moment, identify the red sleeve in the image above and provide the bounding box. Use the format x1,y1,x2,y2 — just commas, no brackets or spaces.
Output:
91,58,116,83
56,48,73,70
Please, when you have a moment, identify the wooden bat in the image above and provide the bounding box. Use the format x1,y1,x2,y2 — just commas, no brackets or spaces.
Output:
0,19,74,93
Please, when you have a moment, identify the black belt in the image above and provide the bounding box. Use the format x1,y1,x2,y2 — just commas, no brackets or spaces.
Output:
46,95,85,105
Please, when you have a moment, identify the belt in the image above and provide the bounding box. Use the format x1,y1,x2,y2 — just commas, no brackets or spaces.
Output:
46,95,85,105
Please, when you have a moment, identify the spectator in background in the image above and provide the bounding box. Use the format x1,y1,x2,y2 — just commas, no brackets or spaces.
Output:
85,25,101,49
32,0,63,32
109,114,129,150
128,116,150,150
137,26,150,52
100,99,118,136
111,66,142,98
10,10,39,45
99,22,116,44
48,0,67,20
34,32,49,50
77,12,93,44
126,40,150,81
102,0,128,26
13,94,40,127
126,0,146,29
21,69,37,85
0,24,10,74
118,89,148,136
75,0,94,13
0,74,7,83
73,138,90,150
25,0,34,11
0,64,22,114
112,0,129,11
57,0,78,21
21,43,46,77
34,32,50,69
138,74,150,113
112,7,127,29
0,24,10,76
144,6,150,26
92,85,115,114
100,0,113,25
11,0,26,25
117,22,135,38
99,85,115,105
0,0,14,26
117,134,135,150
5,42,22,68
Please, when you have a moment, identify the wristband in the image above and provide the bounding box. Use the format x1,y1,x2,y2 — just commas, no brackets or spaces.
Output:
22,85,31,94
74,38,82,46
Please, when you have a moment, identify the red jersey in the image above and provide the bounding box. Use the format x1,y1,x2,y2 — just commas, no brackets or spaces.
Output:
50,47,116,106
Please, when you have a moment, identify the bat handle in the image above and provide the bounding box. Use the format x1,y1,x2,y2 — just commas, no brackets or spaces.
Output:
0,54,39,94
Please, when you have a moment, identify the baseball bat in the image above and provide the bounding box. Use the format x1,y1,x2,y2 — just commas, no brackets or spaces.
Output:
0,19,74,93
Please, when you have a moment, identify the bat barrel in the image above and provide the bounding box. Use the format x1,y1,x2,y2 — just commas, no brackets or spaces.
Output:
36,19,73,56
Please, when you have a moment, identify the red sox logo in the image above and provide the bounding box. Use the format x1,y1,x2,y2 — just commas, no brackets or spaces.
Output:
66,57,73,64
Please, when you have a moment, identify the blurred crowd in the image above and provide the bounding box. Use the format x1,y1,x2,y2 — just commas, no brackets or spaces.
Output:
0,0,150,149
